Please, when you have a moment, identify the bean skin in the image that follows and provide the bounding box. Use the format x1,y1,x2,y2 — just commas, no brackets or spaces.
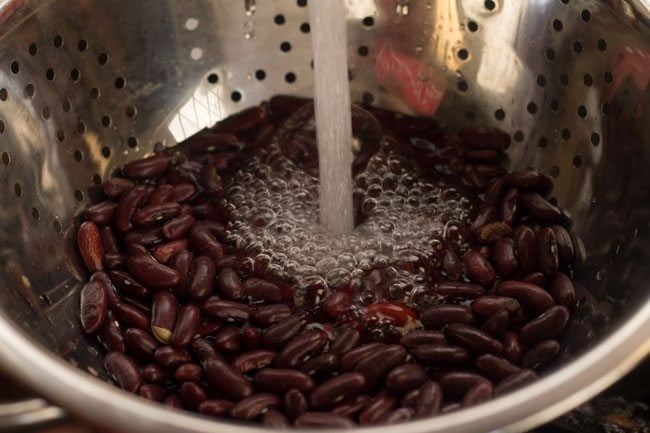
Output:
263,410,290,428
188,256,216,300
104,352,142,393
80,281,108,333
520,192,561,223
217,268,244,300
464,250,495,286
400,329,446,349
122,153,171,180
354,345,407,389
132,202,181,227
203,298,251,323
339,343,384,371
472,295,521,317
494,369,537,396
242,278,282,303
175,363,203,383
480,310,509,336
190,338,224,365
78,221,105,273
549,273,576,308
501,331,523,364
199,399,235,417
309,373,366,409
98,311,125,353
114,186,148,233
214,326,241,352
520,306,570,344
332,394,371,418
514,225,538,273
358,392,397,425
380,408,415,424
172,304,201,347
251,304,291,327
109,270,151,300
85,200,117,226
462,382,493,407
300,353,339,376
551,225,574,266
492,238,518,277
162,214,195,240
103,177,134,199
432,282,485,298
124,328,159,359
439,372,492,400
506,170,553,192
127,253,180,290
143,364,172,384
263,315,305,349
113,302,149,330
188,224,224,261
154,346,191,368
139,384,166,402
181,382,207,410
499,188,519,226
150,291,177,344
329,327,360,355
524,272,547,287
203,357,254,401
496,280,555,313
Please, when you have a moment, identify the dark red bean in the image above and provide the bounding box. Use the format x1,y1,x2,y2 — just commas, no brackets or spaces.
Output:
283,389,308,420
263,315,305,348
90,272,120,307
150,239,188,264
251,304,291,327
181,381,207,410
466,149,500,163
471,207,498,232
203,298,251,323
143,364,172,384
521,339,560,369
550,225,574,266
80,281,108,333
309,372,366,409
494,369,537,396
520,192,561,223
190,338,224,364
169,250,192,298
263,410,290,428
549,272,576,308
359,392,397,425
506,170,553,192
496,280,555,312
175,363,202,383
216,256,238,270
537,227,559,276
146,184,174,206
85,201,117,226
400,388,420,408
475,354,521,381
472,295,521,317
355,345,407,389
122,153,171,180
172,304,201,347
230,393,280,420
162,214,195,240
150,291,177,344
321,291,352,320
439,372,492,400
114,186,148,233
275,330,328,369
295,412,356,428
445,323,503,355
380,407,414,424
411,344,470,365
232,350,277,374
171,183,197,203
214,326,241,352
300,353,339,376
481,310,509,336
499,188,519,226
340,343,384,371
187,255,216,300
124,226,164,247
442,250,463,280
462,381,493,407
109,270,151,300
400,329,446,349
432,282,485,298
125,328,159,359
104,352,142,393
478,221,513,244
198,399,235,417
240,328,262,350
127,253,180,290
501,331,523,364
523,271,547,287
464,250,495,285
188,131,238,153
242,278,282,303
163,394,183,410
100,226,120,255
514,225,538,273
254,369,315,394
154,346,191,368
132,202,181,227
332,394,371,418
103,177,134,199
103,253,125,270
188,224,224,260
329,327,360,355
113,302,149,330
385,364,428,395
216,268,244,300
520,306,570,344
420,305,475,329
126,243,150,256
493,238,518,276
98,311,125,352
78,221,105,274
215,105,267,134
139,384,166,402
204,357,254,401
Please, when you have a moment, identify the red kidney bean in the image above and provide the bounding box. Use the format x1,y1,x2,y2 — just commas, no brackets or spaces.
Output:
171,183,197,203
250,304,291,327
172,304,201,347
496,280,555,312
151,239,188,264
163,394,183,410
103,177,134,199
401,329,446,349
142,364,172,384
493,238,518,276
359,391,397,425
483,178,507,207
501,331,523,364
162,215,195,241
154,346,191,368
139,384,166,402
494,369,537,396
550,225,574,266
146,184,174,206
204,357,254,401
537,227,559,276
355,345,407,389
475,354,521,381
380,407,414,424
413,381,442,418
472,295,521,317
78,221,105,273
99,311,125,352
466,149,501,163
420,305,475,329
203,298,250,323
230,393,281,421
124,226,164,247
242,278,282,303
190,338,224,364
481,310,509,336
104,352,142,393
188,224,224,260
339,343,384,371
445,323,503,355
188,131,239,153
240,327,262,350
150,291,177,344
329,327,360,355
462,381,493,407
109,270,151,300
113,302,149,330
283,389,308,420
114,186,148,233
309,372,366,409
464,250,495,285
126,243,150,257
175,363,202,383
180,381,207,410
104,253,125,270
520,192,561,223
217,105,267,134
80,281,108,333
521,339,560,369
254,368,315,394
216,268,244,300
478,222,513,244
127,253,180,290
439,372,492,400
263,314,305,348
506,170,553,192
300,353,339,376
411,344,470,365
216,255,238,270
471,207,498,232
168,250,192,298
275,330,328,369
132,202,181,227
499,188,519,226
125,328,159,359
514,225,538,273
85,201,117,226
523,272,547,287
90,272,121,307
362,303,417,327
199,399,235,417
100,226,120,255
263,410,290,428
385,364,428,395
442,250,463,280
214,326,241,352
549,272,576,308
122,153,171,180
432,282,485,298
295,412,356,428
321,291,352,320
332,394,371,417
520,306,570,344
400,389,420,408
186,255,216,300
232,350,276,374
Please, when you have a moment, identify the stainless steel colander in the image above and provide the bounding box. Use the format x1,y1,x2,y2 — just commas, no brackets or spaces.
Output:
0,0,648,432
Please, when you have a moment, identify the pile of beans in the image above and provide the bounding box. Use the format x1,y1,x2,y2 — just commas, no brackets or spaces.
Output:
77,96,590,427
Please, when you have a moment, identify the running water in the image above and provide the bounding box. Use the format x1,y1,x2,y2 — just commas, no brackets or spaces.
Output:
309,0,355,235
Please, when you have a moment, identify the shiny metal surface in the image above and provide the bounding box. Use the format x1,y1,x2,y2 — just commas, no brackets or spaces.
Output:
0,0,647,432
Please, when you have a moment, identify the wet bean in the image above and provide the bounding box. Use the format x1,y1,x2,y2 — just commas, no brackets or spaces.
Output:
493,238,518,276
163,394,183,410
215,105,267,134
400,329,446,349
125,328,159,359
263,315,305,348
321,291,353,320
188,224,224,260
122,153,171,180
80,281,108,333
188,255,216,300
263,410,290,428
251,304,291,327
496,280,555,312
300,353,339,376
254,369,315,394
169,250,192,298
442,250,463,280
520,306,570,344
413,381,442,418
494,369,538,396
472,295,521,317
524,272,547,287
439,372,492,400
231,393,280,421
464,250,495,285
214,326,241,353
445,323,503,355
309,372,366,409
537,227,559,276
329,327,361,355
242,278,282,303
549,272,576,308
332,394,372,418
232,350,277,374
199,399,235,417
339,343,384,371
380,407,414,424
142,364,172,384
172,304,201,347
127,253,180,290
400,389,420,408
190,338,224,364
154,346,192,368
132,202,181,227
275,330,328,369
481,310,509,336
420,305,475,329
471,207,498,232
501,331,523,364
78,221,105,273
514,225,538,273
203,357,254,401
355,345,407,389
240,328,262,350
432,282,485,298
109,270,151,300
181,381,207,410
114,186,148,233
475,354,521,381
175,363,202,383
462,381,493,407
113,302,149,330
359,392,398,425
478,222,513,244
85,201,117,226
283,389,308,420
99,311,125,352
203,298,251,323
294,412,356,428
385,364,428,395
146,184,174,206
551,225,574,266
103,177,134,199
162,214,195,240
521,339,560,369
139,384,166,402
411,344,470,365
104,352,142,393
520,192,561,223
506,170,553,192
171,183,197,203
151,239,188,264
499,188,519,226
150,291,177,344
217,268,244,300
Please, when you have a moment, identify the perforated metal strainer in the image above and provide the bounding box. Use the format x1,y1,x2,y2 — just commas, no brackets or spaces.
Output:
0,0,648,432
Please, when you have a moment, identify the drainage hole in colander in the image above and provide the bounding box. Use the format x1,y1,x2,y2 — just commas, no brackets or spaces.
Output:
62,99,71,112
24,84,35,98
52,220,62,234
126,106,137,118
550,99,560,111
90,88,100,99
527,102,538,114
92,174,102,186
56,130,66,142
559,74,569,86
484,0,496,11
274,14,285,25
572,41,582,54
77,39,88,52
358,46,369,57
467,20,479,32
1,152,9,165
297,0,307,7
581,9,591,22
13,183,21,197
561,129,571,141
231,91,242,102
457,80,469,92
76,120,86,133
127,137,138,149
207,73,219,84
537,73,548,85
300,22,310,33
577,105,587,118
572,155,582,168
513,131,524,142
71,69,81,82
591,133,601,146
73,150,83,162
53,35,63,48
583,74,593,86
45,68,55,81
0,88,7,101
255,70,266,81
280,42,292,53
597,38,607,51
362,92,375,105
552,19,563,31
101,115,111,127
31,208,40,221
285,72,296,84
545,48,555,61
494,109,505,121
41,107,51,120
115,77,126,89
550,166,560,178
538,136,549,149
0,120,4,133
98,52,109,65
101,147,111,158
602,102,610,115
603,71,613,85
10,61,19,74
28,43,37,56
362,16,374,27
